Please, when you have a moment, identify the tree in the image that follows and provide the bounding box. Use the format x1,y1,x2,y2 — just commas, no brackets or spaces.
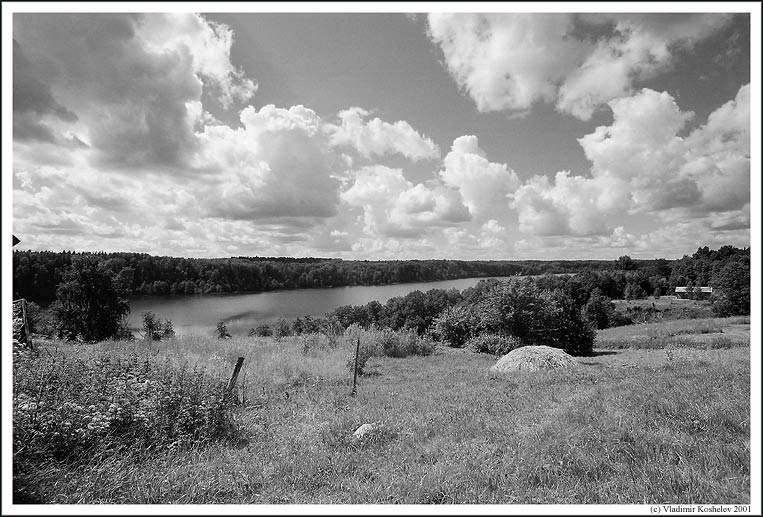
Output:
50,256,130,341
583,288,613,329
465,278,595,355
141,311,175,341
710,258,750,316
615,255,636,271
432,305,475,348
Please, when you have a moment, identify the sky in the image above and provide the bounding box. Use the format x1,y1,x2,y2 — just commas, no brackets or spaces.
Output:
7,6,757,260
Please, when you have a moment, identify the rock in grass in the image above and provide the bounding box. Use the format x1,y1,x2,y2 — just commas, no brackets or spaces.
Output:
490,345,578,373
352,423,380,442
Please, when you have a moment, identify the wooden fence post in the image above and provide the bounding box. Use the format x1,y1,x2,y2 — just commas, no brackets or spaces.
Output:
351,337,360,396
21,299,31,346
227,357,245,402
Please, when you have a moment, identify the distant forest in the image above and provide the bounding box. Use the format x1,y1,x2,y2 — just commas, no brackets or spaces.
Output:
12,246,750,308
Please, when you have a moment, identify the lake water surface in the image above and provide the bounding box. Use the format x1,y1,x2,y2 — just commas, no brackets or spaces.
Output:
128,276,510,337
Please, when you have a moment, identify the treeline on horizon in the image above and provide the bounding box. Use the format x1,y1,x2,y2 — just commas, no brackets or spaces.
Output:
12,246,750,309
281,244,751,340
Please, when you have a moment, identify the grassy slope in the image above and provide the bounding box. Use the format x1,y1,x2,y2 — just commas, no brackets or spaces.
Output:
596,316,750,349
16,319,750,504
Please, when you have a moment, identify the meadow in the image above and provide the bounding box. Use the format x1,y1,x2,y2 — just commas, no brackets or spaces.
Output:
12,316,750,505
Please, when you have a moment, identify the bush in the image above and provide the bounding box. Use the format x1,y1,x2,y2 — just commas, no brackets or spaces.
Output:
542,290,596,355
583,288,616,329
457,278,596,356
24,302,59,337
431,305,475,348
248,324,272,337
141,311,175,341
466,333,524,356
216,321,231,339
378,328,436,358
273,318,292,339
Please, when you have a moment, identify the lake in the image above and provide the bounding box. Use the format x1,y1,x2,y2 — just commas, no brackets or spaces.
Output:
128,276,511,337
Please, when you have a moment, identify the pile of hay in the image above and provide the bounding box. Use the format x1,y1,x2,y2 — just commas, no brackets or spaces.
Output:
490,345,578,373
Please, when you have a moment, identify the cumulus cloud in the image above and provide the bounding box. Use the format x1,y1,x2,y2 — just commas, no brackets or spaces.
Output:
194,104,341,220
138,13,256,108
439,135,521,217
557,14,731,119
341,165,469,238
328,107,440,161
512,171,628,236
512,85,750,238
427,13,732,119
427,14,589,115
13,13,255,169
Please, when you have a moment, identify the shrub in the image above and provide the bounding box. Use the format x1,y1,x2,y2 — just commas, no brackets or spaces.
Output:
542,290,596,355
24,302,59,337
431,305,475,348
583,288,616,329
378,328,436,358
273,318,292,339
466,333,524,356
248,324,272,337
465,279,596,356
216,321,231,339
141,311,175,341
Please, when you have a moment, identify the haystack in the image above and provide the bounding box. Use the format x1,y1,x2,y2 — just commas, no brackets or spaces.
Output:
490,345,578,373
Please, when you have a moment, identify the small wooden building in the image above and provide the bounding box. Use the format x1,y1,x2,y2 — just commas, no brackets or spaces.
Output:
675,286,713,300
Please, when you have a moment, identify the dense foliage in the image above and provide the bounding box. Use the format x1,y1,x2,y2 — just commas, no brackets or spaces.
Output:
14,249,629,306
13,351,239,470
141,311,175,341
49,256,131,342
432,278,596,355
15,247,750,344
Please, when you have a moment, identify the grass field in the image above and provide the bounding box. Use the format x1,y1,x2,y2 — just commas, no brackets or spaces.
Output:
596,316,750,349
13,317,750,504
612,296,715,323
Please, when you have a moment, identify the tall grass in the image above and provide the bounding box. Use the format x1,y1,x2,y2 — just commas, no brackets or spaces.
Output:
13,319,750,504
14,345,749,504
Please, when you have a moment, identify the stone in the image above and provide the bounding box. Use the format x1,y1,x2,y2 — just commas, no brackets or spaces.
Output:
352,423,380,442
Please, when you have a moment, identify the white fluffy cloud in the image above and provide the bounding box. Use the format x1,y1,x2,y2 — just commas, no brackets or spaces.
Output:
512,85,750,237
439,135,521,217
428,13,731,119
329,107,440,161
341,165,469,238
11,13,750,260
427,14,589,115
193,104,341,220
137,13,257,108
512,171,628,236
12,13,463,258
13,13,256,168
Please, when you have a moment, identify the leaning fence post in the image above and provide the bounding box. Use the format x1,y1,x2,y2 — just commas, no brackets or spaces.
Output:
351,337,360,396
21,299,30,345
227,357,245,403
